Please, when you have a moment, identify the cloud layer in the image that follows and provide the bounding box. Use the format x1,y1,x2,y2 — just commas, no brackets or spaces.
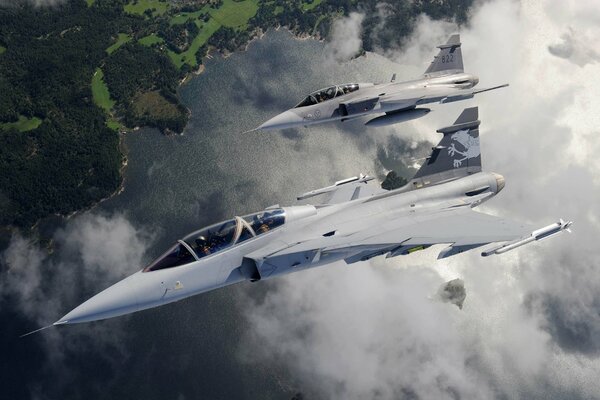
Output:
325,12,365,63
240,1,600,398
0,213,153,382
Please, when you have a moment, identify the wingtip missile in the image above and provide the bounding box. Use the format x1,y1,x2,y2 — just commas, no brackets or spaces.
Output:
440,84,509,104
297,174,374,200
481,219,573,257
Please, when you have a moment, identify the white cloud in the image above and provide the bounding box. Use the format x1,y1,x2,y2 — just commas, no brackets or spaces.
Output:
240,0,600,398
1,213,153,368
0,0,66,7
325,12,365,63
548,28,600,67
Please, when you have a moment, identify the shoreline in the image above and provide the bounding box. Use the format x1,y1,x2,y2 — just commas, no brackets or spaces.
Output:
21,28,327,235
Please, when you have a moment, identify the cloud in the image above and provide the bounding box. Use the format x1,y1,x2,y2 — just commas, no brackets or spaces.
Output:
0,213,153,391
325,12,365,63
1,213,152,326
0,0,66,7
548,28,600,67
375,134,432,178
239,0,600,398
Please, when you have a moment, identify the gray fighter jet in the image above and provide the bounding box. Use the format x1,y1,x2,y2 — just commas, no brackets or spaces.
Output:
254,34,507,130
52,107,571,326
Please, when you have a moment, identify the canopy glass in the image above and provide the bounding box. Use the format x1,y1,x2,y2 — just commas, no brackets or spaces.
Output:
143,209,286,272
294,83,359,108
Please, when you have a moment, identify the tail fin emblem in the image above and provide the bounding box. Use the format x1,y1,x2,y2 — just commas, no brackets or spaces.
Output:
448,129,480,167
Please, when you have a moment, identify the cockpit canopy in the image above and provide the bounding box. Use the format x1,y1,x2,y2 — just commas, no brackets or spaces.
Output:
295,83,359,108
143,209,286,272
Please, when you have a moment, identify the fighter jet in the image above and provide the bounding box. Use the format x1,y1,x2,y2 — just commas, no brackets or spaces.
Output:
254,34,507,130
52,107,571,326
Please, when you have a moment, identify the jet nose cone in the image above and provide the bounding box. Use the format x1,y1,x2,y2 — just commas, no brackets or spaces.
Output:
56,273,141,325
258,110,304,131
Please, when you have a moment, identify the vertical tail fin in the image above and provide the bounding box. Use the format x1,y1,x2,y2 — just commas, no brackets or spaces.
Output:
424,34,464,76
409,107,481,189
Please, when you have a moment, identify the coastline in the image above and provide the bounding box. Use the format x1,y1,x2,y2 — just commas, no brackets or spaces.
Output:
77,27,326,224
4,27,339,237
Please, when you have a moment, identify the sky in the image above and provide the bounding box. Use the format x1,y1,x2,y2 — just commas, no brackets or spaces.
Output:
2,0,600,399
238,0,600,399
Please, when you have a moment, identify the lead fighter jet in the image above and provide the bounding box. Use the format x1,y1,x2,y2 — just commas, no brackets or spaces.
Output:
254,34,507,130
53,108,571,326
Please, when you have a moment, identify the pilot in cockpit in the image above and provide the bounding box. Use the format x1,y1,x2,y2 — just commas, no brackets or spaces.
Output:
257,216,276,234
195,236,211,256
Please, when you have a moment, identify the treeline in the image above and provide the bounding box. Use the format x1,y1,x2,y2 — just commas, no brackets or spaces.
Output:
249,0,472,51
0,0,474,229
102,42,188,132
360,0,473,51
0,0,186,228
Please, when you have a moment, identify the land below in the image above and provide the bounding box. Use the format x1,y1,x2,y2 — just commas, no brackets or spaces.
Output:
0,0,471,230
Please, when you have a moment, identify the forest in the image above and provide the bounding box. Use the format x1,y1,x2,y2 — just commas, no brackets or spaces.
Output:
0,0,472,229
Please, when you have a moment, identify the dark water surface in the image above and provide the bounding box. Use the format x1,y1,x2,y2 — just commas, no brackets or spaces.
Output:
3,30,406,400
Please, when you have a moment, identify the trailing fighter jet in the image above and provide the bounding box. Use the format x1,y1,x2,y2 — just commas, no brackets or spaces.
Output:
51,107,571,327
253,34,507,130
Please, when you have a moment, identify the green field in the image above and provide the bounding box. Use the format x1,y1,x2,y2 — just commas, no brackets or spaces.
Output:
170,10,204,25
106,118,124,131
91,68,115,112
208,0,259,28
138,33,164,46
106,33,132,54
168,18,220,68
302,0,324,11
133,91,181,119
86,0,95,6
92,68,121,130
124,0,168,17
0,45,5,54
0,115,42,132
165,0,259,69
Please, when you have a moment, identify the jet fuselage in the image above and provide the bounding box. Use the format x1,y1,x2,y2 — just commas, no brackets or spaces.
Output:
257,73,481,130
56,171,502,325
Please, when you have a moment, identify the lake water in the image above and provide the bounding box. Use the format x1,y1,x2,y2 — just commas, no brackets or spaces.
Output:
4,29,417,400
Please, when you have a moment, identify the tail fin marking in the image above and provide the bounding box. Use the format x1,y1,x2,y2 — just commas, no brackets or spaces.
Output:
424,34,464,76
410,107,481,188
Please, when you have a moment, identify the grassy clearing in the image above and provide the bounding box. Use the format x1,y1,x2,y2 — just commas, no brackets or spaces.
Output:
274,5,284,15
124,0,168,17
106,118,124,131
208,0,259,28
168,18,220,68
170,9,204,25
86,0,95,6
0,45,5,54
133,91,181,119
138,33,164,46
91,68,115,112
106,33,132,54
302,0,323,11
91,69,122,130
0,115,42,132
166,0,259,69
